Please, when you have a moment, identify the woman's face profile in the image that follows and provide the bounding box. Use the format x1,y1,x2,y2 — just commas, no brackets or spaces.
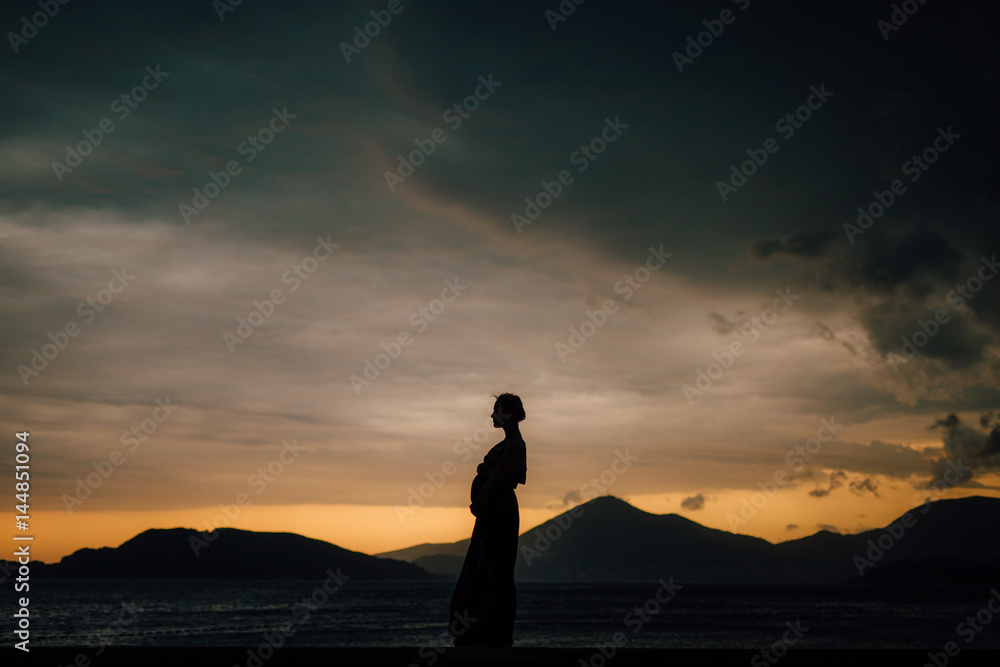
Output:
491,402,505,428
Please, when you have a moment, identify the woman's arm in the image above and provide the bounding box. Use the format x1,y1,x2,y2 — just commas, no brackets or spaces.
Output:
470,439,525,516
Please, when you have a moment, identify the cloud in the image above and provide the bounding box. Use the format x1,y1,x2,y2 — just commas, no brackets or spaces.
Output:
1,0,998,548
809,470,847,498
811,471,883,499
821,440,929,478
680,493,705,510
828,229,962,299
858,300,992,369
708,312,736,335
750,231,836,261
786,524,799,531
983,428,1000,457
810,321,859,357
751,227,1000,372
849,477,880,497
925,412,1000,488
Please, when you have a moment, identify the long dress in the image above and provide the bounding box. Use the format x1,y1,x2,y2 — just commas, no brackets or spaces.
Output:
449,436,526,647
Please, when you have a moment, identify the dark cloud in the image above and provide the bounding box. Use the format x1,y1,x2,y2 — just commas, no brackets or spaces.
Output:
932,414,961,430
708,312,736,335
810,321,858,357
750,231,836,261
982,428,1000,457
822,229,961,300
926,413,1000,488
753,226,998,371
964,256,1000,333
1,0,999,549
809,470,847,498
849,477,880,497
858,299,992,368
751,228,962,299
812,322,836,341
786,524,799,532
680,494,705,511
668,438,929,483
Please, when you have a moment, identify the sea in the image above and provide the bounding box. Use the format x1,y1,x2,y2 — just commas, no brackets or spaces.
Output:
10,580,1000,649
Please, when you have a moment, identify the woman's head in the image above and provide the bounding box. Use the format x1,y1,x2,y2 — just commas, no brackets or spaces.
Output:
491,393,525,427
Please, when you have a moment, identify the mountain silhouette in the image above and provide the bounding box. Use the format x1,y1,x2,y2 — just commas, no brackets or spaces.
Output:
512,496,777,582
378,539,470,562
775,495,1000,582
17,527,438,580
11,496,1000,582
380,495,1000,583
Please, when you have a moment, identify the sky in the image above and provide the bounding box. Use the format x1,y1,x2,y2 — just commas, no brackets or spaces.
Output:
1,0,999,564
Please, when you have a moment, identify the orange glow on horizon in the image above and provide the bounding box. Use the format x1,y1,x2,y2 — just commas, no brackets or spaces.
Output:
10,481,997,565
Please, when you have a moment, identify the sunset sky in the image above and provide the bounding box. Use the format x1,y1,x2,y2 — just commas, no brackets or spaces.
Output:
2,0,999,564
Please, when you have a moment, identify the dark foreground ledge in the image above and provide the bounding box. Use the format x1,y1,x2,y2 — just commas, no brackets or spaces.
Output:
6,648,999,666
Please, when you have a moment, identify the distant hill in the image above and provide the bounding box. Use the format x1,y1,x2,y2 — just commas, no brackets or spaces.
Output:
12,527,438,580
11,496,1000,583
375,540,470,577
382,495,1000,584
774,495,1000,582
512,496,777,582
377,539,470,562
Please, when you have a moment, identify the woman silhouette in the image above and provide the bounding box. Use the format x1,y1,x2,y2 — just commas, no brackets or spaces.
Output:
449,393,527,647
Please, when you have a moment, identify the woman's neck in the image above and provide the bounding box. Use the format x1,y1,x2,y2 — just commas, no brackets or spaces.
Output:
502,424,521,440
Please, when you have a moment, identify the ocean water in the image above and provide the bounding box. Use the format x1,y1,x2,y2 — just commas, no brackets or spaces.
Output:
10,579,1000,649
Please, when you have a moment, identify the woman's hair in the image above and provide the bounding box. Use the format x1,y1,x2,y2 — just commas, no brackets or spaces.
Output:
493,393,525,422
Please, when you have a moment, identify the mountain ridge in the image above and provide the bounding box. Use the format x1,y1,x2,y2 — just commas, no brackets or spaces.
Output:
384,494,1000,583
18,526,438,580
9,495,1000,583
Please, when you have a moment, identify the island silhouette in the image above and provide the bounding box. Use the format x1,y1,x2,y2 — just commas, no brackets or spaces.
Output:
10,496,1000,585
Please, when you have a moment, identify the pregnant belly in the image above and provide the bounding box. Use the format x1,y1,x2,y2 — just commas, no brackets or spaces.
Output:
471,473,486,503
470,473,517,507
